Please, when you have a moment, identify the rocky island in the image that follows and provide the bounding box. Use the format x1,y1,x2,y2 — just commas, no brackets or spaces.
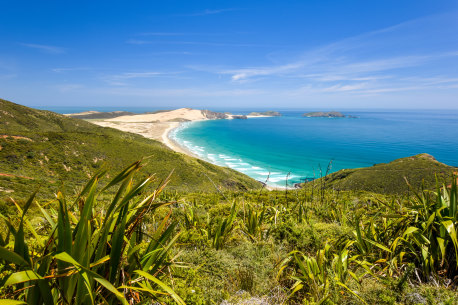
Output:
248,111,282,117
302,111,357,118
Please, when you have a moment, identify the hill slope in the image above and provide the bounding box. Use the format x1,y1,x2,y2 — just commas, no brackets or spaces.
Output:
301,153,456,194
0,99,261,200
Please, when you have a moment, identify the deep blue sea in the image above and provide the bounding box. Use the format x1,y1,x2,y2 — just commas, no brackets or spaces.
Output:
47,107,458,188
169,110,458,187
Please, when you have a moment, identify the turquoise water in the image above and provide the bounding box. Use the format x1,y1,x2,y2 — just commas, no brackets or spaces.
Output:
171,110,458,187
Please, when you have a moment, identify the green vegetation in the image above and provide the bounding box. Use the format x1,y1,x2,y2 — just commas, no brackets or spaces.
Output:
1,100,457,304
302,153,456,194
0,99,261,201
1,160,457,304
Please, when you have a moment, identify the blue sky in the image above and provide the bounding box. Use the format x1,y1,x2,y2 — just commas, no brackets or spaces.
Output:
1,0,458,109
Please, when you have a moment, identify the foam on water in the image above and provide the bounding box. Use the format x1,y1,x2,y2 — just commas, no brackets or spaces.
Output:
170,122,295,187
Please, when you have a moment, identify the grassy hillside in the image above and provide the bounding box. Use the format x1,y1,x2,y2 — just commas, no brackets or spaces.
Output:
0,99,261,200
302,153,456,194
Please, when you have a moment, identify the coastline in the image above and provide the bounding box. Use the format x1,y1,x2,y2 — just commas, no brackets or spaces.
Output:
162,123,292,191
161,122,202,158
89,110,288,189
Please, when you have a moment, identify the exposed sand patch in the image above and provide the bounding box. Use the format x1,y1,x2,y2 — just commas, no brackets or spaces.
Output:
0,135,33,141
0,173,34,180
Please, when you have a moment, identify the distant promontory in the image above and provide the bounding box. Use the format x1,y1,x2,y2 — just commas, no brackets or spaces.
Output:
66,110,135,119
302,111,357,118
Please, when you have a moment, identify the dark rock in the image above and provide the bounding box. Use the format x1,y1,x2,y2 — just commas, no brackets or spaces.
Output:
232,115,247,119
201,110,228,119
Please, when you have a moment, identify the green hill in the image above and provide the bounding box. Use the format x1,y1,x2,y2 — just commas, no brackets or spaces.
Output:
0,99,261,200
301,153,456,194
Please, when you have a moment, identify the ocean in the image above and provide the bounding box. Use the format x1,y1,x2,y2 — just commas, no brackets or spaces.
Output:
170,110,458,187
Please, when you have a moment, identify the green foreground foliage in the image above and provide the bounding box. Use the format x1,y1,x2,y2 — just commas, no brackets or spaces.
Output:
1,161,457,304
0,161,185,304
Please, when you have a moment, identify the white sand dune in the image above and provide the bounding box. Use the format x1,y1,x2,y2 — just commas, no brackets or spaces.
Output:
106,108,208,123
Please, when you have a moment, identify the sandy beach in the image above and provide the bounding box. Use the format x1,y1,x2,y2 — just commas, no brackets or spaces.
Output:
90,108,275,157
92,120,197,156
160,122,200,157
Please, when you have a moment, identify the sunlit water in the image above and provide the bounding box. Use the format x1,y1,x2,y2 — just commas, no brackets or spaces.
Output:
170,110,458,187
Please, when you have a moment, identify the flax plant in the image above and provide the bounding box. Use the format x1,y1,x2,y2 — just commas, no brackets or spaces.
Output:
0,161,185,304
353,176,458,281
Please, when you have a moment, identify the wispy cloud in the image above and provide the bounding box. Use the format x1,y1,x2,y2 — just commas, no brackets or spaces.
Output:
125,39,151,45
137,32,226,37
126,39,269,47
138,32,187,36
55,84,84,92
218,49,448,83
287,74,458,97
186,12,458,99
20,43,65,54
97,87,264,98
0,73,17,80
179,8,239,17
52,67,91,73
149,51,194,55
101,71,183,86
112,72,172,79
